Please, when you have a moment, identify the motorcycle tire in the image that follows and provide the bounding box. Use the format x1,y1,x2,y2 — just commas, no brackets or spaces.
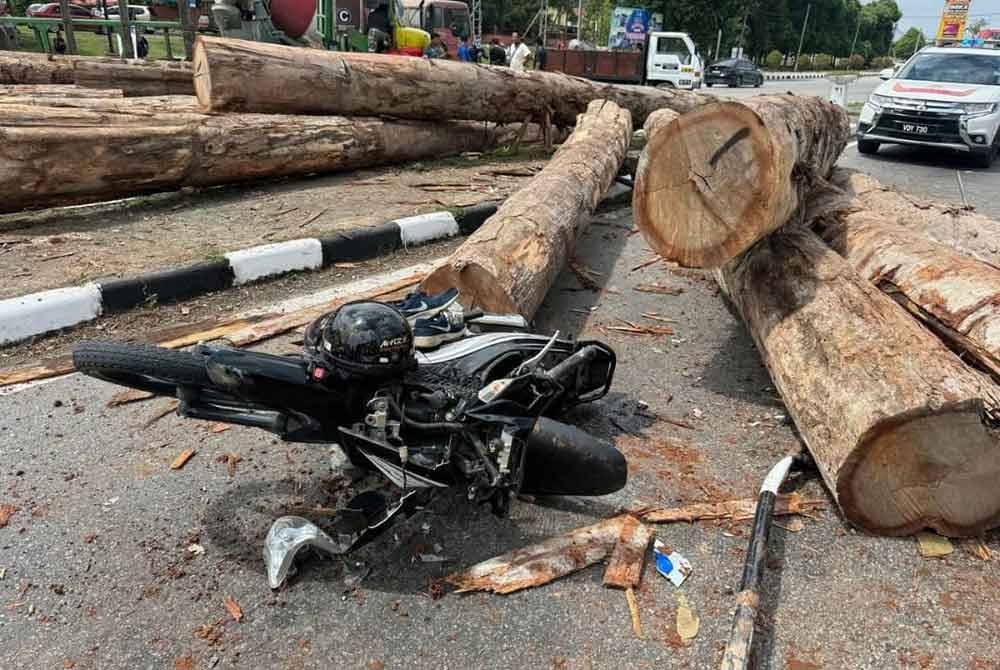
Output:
521,417,627,496
73,341,212,396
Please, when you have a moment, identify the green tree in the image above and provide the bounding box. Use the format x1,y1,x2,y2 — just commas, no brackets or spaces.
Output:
892,27,925,57
765,49,783,69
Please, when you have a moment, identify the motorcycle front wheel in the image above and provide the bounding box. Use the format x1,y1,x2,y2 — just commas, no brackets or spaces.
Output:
73,341,213,397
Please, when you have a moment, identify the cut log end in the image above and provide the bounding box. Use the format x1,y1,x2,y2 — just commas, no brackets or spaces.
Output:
192,38,213,111
634,102,777,269
840,401,1000,537
421,261,519,315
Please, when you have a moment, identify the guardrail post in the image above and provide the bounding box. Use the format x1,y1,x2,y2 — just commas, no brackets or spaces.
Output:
179,0,197,60
117,2,133,58
58,0,77,54
164,27,174,60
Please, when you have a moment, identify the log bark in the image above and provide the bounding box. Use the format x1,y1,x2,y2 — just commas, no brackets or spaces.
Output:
192,36,705,126
72,59,194,97
830,167,1000,268
633,95,848,268
0,103,204,126
0,52,193,96
809,184,1000,382
0,113,553,213
0,94,199,114
446,515,627,594
0,84,123,97
717,226,1000,537
0,53,77,85
602,515,653,589
421,99,632,318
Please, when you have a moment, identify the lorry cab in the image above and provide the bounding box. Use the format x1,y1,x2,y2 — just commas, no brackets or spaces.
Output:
399,0,471,56
645,32,702,89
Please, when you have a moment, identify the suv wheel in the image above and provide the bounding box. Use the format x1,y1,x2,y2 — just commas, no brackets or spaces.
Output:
971,143,997,168
857,139,880,155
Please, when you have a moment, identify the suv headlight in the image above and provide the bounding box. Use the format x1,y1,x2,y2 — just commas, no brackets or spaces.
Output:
867,93,894,110
960,102,997,116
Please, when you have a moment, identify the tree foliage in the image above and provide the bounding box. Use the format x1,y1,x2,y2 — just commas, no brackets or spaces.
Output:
892,27,925,58
481,0,901,60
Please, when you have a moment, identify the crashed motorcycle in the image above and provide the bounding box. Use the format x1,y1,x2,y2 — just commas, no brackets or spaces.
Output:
72,292,627,587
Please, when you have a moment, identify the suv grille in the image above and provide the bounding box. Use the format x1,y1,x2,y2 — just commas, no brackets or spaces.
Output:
873,109,963,144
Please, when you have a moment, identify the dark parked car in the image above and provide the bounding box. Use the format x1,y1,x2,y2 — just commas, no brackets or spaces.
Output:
705,58,764,87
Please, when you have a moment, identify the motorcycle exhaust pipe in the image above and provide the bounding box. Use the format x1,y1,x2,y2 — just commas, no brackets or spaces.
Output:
521,417,627,496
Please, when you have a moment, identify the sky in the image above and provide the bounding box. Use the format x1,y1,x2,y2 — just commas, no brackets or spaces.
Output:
894,0,999,39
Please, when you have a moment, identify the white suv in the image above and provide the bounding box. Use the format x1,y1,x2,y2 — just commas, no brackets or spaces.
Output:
858,46,1000,167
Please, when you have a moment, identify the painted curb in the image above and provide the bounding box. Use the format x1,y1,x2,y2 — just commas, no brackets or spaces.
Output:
0,183,638,346
0,205,495,346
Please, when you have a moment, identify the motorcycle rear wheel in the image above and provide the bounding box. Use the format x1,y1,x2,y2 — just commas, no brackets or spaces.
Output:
73,341,213,396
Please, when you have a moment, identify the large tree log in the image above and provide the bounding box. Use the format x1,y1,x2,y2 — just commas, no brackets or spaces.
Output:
0,103,204,126
421,100,633,318
72,59,194,97
0,94,198,114
0,113,552,213
633,95,848,268
192,36,704,126
0,52,77,85
718,226,1000,537
0,52,193,96
0,84,123,97
830,167,1000,267
809,184,1000,382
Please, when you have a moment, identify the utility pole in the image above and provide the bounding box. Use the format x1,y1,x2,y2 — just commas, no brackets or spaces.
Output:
577,0,582,41
737,2,749,55
849,12,861,58
714,27,722,61
58,0,77,54
793,2,811,72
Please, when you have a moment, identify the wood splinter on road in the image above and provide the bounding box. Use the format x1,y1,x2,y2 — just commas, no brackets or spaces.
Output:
170,449,196,470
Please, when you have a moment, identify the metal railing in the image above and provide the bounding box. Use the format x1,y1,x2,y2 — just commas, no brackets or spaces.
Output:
0,15,185,59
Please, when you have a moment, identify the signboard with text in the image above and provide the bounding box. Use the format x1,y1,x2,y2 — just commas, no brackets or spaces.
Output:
935,0,971,42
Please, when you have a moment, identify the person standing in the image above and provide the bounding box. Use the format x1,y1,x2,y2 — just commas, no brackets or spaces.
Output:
457,36,472,62
534,37,547,70
507,32,531,72
488,37,507,65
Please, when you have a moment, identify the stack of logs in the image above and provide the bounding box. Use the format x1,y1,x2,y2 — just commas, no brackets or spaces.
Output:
4,36,1000,538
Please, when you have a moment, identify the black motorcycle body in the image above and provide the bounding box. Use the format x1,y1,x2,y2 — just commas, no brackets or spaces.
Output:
73,331,626,519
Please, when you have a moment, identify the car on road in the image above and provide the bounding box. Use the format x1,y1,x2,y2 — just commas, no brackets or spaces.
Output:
704,58,763,87
857,45,1000,167
92,4,155,33
27,2,103,30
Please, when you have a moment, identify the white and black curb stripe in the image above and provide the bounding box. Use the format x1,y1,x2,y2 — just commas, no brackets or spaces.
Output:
0,204,498,346
763,71,831,81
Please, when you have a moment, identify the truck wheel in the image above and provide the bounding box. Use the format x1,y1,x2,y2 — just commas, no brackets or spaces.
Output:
705,82,713,87
857,139,880,155
971,143,997,169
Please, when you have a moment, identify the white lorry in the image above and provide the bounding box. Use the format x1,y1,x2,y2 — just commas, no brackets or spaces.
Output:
541,31,703,91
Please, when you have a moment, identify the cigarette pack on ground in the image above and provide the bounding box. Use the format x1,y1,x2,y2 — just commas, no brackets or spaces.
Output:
653,539,692,587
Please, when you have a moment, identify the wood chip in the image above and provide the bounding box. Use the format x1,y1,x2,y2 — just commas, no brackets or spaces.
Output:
916,531,954,558
446,516,627,594
39,251,76,262
299,208,328,228
334,262,361,268
633,283,683,295
640,312,675,324
625,587,643,639
143,399,178,428
106,389,154,407
170,449,196,470
774,517,805,532
676,594,699,642
659,416,695,430
630,256,662,272
631,493,825,524
217,453,242,477
223,596,243,622
208,423,231,434
966,539,993,561
0,504,17,528
568,258,601,291
603,515,654,589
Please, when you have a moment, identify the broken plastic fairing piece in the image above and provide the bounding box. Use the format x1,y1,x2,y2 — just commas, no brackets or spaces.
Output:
263,516,356,589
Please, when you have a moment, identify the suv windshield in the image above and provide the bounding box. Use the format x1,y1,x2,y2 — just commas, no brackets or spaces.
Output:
897,52,1000,86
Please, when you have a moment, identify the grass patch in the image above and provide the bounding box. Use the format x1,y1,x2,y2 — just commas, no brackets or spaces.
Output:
13,24,183,60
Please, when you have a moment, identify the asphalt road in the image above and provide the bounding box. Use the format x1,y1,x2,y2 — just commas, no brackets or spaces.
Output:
3,78,1000,670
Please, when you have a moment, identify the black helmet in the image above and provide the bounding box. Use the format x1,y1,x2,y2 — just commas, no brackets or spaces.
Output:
305,301,414,376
